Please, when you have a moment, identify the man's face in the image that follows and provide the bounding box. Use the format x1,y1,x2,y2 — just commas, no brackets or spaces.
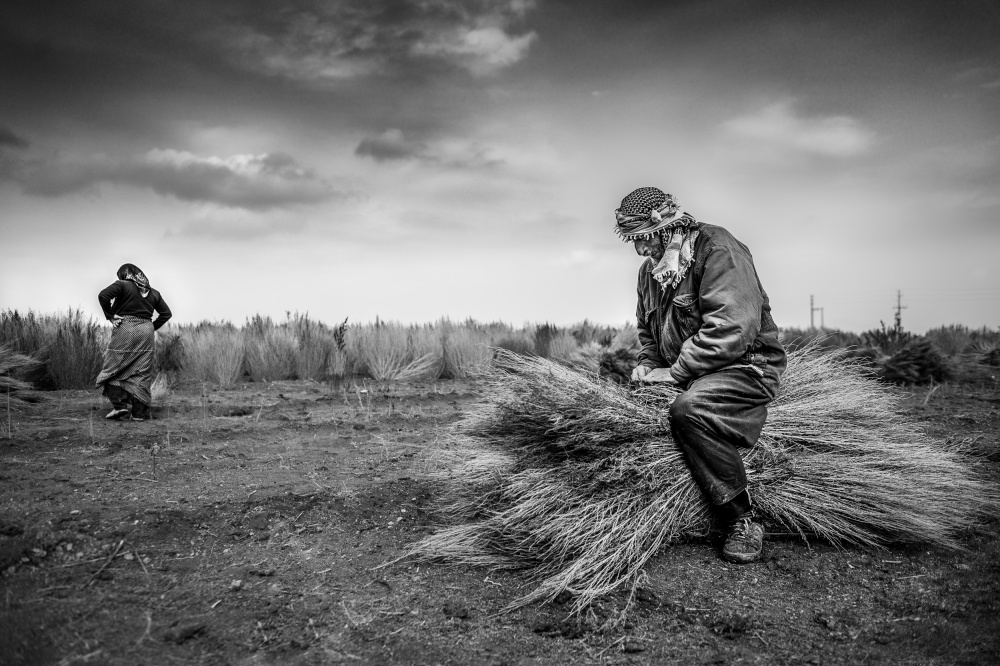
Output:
633,234,664,263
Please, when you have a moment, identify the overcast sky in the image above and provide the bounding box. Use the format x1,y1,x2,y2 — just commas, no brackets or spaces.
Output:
2,0,999,333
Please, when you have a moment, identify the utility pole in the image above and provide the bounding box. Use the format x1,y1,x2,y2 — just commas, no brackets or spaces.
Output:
810,295,824,330
894,290,906,332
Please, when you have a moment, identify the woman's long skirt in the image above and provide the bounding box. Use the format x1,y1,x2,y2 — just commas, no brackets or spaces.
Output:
95,316,155,407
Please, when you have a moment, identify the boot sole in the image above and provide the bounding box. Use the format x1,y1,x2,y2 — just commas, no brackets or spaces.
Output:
722,550,762,564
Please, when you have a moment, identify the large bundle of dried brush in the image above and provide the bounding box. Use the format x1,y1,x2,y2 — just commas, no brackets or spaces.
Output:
0,344,40,406
405,345,997,615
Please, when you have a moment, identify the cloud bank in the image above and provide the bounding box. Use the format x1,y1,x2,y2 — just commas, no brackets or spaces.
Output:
355,129,503,169
724,99,876,157
0,125,29,150
5,148,344,210
220,0,538,84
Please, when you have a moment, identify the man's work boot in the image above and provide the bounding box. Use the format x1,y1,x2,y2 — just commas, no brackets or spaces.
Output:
722,517,764,564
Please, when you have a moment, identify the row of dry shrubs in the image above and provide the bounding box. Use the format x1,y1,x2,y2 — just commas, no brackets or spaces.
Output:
160,316,637,387
0,309,632,390
3,307,997,390
782,323,1000,385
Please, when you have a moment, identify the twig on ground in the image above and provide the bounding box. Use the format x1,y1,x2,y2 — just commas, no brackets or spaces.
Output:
56,649,104,666
53,557,107,568
135,612,152,647
922,383,942,406
134,550,149,575
82,540,124,589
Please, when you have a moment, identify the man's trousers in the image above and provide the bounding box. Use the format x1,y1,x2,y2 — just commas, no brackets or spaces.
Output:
668,367,779,510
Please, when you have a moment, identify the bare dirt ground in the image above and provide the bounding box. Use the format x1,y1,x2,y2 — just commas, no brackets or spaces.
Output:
1,377,999,666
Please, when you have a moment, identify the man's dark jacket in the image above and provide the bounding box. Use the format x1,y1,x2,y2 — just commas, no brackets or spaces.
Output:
636,222,786,388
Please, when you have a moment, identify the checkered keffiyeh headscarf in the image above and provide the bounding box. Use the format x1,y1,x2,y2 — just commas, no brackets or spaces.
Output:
614,187,700,290
614,187,694,240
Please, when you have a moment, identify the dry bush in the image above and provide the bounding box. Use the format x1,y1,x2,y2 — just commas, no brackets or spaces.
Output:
181,327,244,386
289,312,343,381
609,322,640,352
570,320,617,346
880,339,952,385
403,323,445,380
0,309,49,358
327,346,348,382
969,326,1000,354
151,372,172,403
566,341,603,374
351,319,412,381
780,327,863,352
546,330,579,361
565,323,639,383
533,323,562,358
924,324,973,356
45,310,107,389
409,322,443,359
0,309,107,389
442,325,493,379
404,345,998,615
154,328,185,375
243,316,296,382
396,354,445,382
494,331,535,356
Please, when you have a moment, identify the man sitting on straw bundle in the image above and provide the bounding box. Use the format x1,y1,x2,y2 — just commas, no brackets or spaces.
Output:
615,187,786,564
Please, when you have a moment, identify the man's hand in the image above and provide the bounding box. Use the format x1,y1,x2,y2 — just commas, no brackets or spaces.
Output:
112,315,124,328
631,365,651,382
639,368,679,386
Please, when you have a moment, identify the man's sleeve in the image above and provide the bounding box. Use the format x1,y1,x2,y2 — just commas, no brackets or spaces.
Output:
669,243,763,383
152,293,172,331
636,273,666,369
97,282,121,320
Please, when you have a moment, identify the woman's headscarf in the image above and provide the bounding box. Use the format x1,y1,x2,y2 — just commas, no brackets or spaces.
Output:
117,263,150,296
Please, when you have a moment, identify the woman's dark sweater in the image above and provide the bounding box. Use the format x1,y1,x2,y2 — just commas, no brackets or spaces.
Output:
98,280,172,330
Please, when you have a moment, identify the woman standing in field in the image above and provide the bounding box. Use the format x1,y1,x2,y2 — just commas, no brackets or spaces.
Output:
95,263,172,421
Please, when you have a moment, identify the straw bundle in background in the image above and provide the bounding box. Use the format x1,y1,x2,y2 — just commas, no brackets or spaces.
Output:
405,345,998,616
1,344,40,407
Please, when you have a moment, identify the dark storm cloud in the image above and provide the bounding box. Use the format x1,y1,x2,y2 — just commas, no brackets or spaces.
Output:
0,126,29,150
0,0,540,153
356,130,428,161
355,129,504,169
216,0,538,82
6,149,348,210
0,0,538,90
